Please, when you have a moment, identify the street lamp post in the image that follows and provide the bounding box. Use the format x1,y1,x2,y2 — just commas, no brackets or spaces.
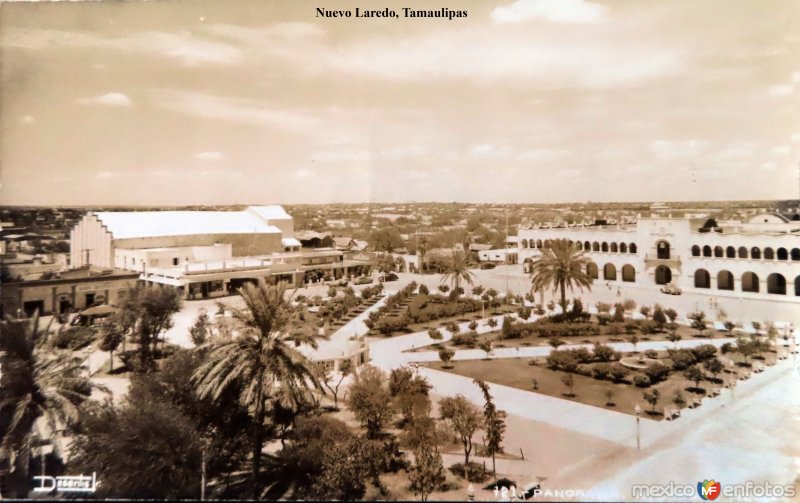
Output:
634,404,642,450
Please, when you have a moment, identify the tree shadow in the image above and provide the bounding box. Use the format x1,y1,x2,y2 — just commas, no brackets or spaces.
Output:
685,386,706,395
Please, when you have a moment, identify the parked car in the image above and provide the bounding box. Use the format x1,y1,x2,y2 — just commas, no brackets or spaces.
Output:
480,262,496,270
660,283,682,295
355,276,374,285
378,273,399,282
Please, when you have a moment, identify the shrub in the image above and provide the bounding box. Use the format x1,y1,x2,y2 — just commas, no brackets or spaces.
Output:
518,307,532,321
720,342,734,354
607,322,623,335
664,308,678,323
639,306,651,319
595,302,611,314
418,284,429,295
638,320,658,335
568,347,593,364
633,374,651,387
468,320,478,331
612,303,625,323
51,326,96,350
690,344,717,362
643,349,658,359
546,350,579,372
438,285,450,293
376,316,410,335
597,314,612,326
449,462,488,483
593,343,619,362
451,331,478,346
609,365,630,383
592,363,614,380
643,363,670,383
668,349,697,370
623,299,637,311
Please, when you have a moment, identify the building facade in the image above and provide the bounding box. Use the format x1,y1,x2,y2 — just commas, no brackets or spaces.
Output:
69,205,371,298
516,215,800,300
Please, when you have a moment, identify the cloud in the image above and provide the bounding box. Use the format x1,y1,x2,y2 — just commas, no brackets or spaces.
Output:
194,151,225,161
20,115,34,124
517,148,571,161
199,169,242,178
650,140,709,158
791,133,800,143
771,146,791,156
470,144,508,158
78,92,132,107
3,28,241,67
311,149,373,162
96,171,129,179
768,84,793,96
292,168,314,178
491,0,607,24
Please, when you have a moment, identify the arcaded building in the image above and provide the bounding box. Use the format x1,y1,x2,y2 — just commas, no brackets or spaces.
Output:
516,214,800,300
69,206,370,298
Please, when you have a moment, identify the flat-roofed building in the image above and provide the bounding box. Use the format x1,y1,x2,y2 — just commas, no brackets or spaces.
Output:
516,213,800,301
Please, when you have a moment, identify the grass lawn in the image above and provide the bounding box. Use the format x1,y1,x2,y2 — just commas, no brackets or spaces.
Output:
422,346,782,420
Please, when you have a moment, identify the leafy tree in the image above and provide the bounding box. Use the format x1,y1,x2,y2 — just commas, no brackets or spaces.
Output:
192,282,322,498
479,340,492,359
472,285,485,296
593,343,619,362
440,250,477,299
473,380,506,480
664,308,678,323
438,347,455,368
312,437,384,500
439,395,481,476
628,334,640,353
652,306,667,331
68,394,202,499
604,388,615,406
530,239,593,312
560,372,575,396
487,318,498,329
117,285,182,370
190,309,211,346
672,390,687,408
548,337,565,350
688,311,707,334
736,336,757,365
370,227,403,253
348,365,393,439
409,443,446,502
428,328,443,340
723,321,736,332
0,316,97,497
639,306,651,319
704,358,723,382
642,389,661,414
684,366,704,390
322,359,352,410
667,330,682,348
99,319,125,372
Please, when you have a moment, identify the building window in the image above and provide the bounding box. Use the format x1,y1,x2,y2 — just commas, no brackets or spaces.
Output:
173,258,179,266
703,245,712,257
751,247,761,259
767,273,786,295
717,270,734,290
764,248,775,260
694,269,710,288
725,246,736,258
621,264,635,282
777,248,788,261
741,272,759,293
738,247,748,259
691,245,700,257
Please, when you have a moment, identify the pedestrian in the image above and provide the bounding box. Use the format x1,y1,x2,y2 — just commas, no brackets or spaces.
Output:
616,287,621,297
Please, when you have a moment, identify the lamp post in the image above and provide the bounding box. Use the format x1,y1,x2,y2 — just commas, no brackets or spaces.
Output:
634,404,642,451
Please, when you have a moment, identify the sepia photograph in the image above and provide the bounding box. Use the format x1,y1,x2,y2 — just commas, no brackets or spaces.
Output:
0,0,798,500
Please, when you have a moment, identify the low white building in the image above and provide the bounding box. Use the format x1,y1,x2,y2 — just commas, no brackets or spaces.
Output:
516,214,800,300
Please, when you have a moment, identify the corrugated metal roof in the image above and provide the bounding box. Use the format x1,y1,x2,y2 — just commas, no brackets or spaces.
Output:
95,209,282,239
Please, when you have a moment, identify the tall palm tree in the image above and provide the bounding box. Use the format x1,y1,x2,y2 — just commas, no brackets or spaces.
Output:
192,282,323,498
0,315,97,497
530,239,593,311
417,237,428,274
440,250,477,298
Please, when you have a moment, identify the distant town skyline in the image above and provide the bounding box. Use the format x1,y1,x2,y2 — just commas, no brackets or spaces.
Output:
1,0,798,206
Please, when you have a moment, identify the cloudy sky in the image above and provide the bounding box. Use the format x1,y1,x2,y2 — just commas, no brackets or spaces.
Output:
0,0,798,206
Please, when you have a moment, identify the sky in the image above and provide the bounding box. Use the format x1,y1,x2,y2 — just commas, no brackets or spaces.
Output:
0,0,798,206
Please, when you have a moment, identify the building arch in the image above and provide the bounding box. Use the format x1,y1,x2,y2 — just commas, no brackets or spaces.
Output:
603,263,617,281
621,264,635,282
717,270,734,290
767,273,786,295
777,247,788,260
592,242,600,252
725,246,736,258
741,272,759,293
751,247,761,259
795,275,800,296
586,261,599,279
703,245,712,257
738,246,748,259
694,268,711,288
764,247,774,260
691,245,701,257
792,248,800,261
521,239,528,248
714,246,724,258
655,265,672,285
544,240,552,249
620,243,628,253
575,241,583,251
600,242,608,252
536,239,543,249
610,242,618,253
629,243,637,253
583,240,590,251
656,240,671,259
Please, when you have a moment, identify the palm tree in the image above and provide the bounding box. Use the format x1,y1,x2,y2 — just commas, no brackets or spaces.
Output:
192,282,323,498
417,237,428,275
440,250,477,299
530,239,593,311
0,315,97,497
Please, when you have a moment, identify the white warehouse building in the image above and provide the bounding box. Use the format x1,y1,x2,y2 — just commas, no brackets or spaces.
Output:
516,214,800,300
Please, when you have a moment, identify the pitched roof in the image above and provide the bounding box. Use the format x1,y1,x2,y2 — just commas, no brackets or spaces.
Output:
94,210,281,239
